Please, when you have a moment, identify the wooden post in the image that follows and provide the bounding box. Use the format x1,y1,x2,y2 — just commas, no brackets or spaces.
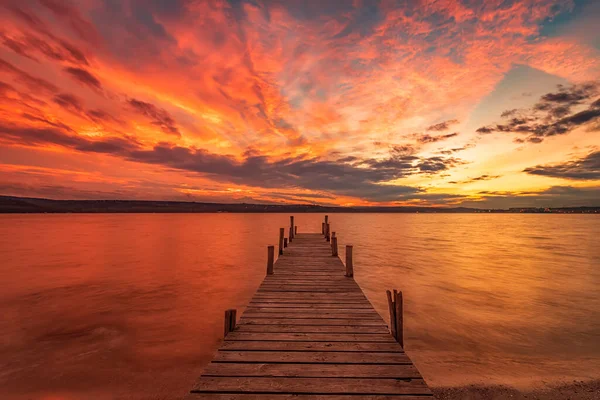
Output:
289,226,293,243
331,232,338,256
386,290,404,347
278,228,284,255
224,309,237,336
284,237,288,248
290,216,294,239
326,223,330,242
266,245,274,275
325,215,329,224
395,290,404,348
345,245,353,277
322,222,325,235
295,226,297,235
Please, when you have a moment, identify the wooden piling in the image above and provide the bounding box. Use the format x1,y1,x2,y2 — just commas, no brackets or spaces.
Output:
321,222,325,234
331,232,338,256
283,237,288,248
294,226,297,235
326,223,330,242
325,215,329,224
290,216,295,239
266,245,274,275
224,309,237,337
386,289,404,347
345,244,353,277
395,291,404,348
278,228,284,255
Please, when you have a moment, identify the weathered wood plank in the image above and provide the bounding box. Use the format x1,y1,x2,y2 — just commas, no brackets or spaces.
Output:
213,351,411,364
219,341,404,352
234,325,389,334
201,363,418,378
191,377,431,395
224,332,396,342
186,395,432,399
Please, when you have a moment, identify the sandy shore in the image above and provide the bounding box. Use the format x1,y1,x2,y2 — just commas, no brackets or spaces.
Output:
432,380,600,399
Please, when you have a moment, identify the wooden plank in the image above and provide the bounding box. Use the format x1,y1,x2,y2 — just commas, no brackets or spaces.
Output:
241,312,383,319
201,363,418,378
213,351,411,364
187,395,432,399
240,318,385,326
234,325,389,334
225,332,396,342
191,377,431,395
220,341,404,353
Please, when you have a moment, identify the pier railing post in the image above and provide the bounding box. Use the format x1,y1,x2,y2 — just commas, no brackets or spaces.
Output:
278,228,284,255
331,232,338,256
224,309,237,337
322,222,325,235
386,289,404,347
295,226,297,235
290,216,295,240
284,237,288,248
345,245,353,277
326,223,330,242
267,245,274,275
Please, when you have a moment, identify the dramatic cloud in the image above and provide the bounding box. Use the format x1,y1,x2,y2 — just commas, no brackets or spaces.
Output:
426,119,459,132
63,67,102,91
1,1,599,205
127,99,181,137
449,174,502,184
523,151,600,180
477,82,600,143
416,132,459,144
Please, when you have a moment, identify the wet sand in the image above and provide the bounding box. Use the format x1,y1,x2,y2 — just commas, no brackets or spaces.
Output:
432,380,600,400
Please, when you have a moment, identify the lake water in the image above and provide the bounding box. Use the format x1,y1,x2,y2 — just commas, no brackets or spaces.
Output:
0,213,599,399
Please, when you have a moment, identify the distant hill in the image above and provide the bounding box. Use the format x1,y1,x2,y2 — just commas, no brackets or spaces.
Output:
0,195,597,213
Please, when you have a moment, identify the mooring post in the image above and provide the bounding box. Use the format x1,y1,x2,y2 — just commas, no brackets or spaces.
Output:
325,215,329,225
278,228,284,255
345,245,353,277
395,290,404,348
331,232,338,256
326,223,331,242
224,309,237,336
267,245,274,275
284,237,288,248
295,226,297,235
322,222,325,235
386,289,404,347
290,216,295,239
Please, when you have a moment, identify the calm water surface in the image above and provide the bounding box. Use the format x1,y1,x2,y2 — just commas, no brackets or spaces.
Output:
0,213,599,399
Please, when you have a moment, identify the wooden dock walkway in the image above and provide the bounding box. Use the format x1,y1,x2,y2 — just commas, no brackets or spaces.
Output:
187,221,432,399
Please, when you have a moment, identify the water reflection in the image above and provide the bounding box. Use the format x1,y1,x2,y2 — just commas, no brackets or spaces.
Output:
0,213,598,399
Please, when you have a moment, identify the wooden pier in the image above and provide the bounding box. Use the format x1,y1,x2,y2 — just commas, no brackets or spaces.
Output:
188,218,432,399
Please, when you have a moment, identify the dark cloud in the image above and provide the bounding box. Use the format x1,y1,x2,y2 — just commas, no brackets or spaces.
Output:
426,119,459,131
462,186,600,208
0,119,468,201
38,0,100,45
523,151,600,180
477,82,600,143
449,174,502,184
63,67,102,91
53,93,84,113
127,98,181,137
417,132,458,144
0,58,58,94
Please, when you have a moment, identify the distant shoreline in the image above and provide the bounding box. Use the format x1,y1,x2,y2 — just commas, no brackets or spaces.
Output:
1,195,598,214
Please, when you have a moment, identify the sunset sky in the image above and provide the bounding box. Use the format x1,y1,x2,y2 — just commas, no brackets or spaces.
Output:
0,0,599,207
